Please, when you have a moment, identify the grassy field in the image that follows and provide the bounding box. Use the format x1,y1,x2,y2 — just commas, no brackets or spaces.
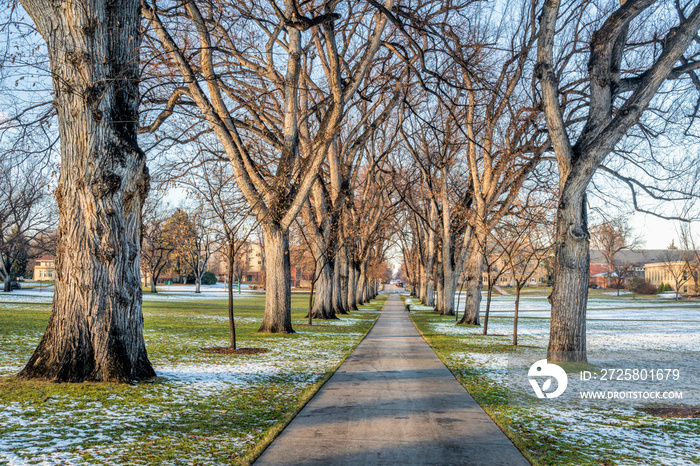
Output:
408,295,700,466
0,292,387,465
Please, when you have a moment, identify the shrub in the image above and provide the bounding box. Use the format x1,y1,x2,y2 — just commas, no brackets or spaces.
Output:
657,282,673,293
628,276,642,292
638,282,658,294
201,271,217,285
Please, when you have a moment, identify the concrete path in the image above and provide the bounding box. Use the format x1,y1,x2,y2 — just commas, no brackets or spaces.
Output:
255,293,529,465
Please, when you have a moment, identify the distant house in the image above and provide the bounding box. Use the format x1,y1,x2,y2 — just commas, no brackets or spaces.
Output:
33,256,56,281
644,261,691,293
206,242,264,284
588,263,608,287
589,249,670,287
244,243,264,283
480,254,550,288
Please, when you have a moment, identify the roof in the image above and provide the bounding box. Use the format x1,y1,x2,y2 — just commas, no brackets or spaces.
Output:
590,249,680,266
36,255,55,261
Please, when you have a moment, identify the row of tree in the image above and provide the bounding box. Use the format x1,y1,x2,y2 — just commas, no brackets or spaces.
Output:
4,0,700,382
391,0,700,364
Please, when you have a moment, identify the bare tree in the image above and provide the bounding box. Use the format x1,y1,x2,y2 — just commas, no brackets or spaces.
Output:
477,232,508,336
185,163,254,348
18,0,155,382
591,217,642,288
141,0,398,333
180,208,219,294
537,0,700,362
678,223,700,293
611,262,636,296
660,248,691,300
0,161,54,291
141,195,173,293
162,209,195,284
496,201,552,347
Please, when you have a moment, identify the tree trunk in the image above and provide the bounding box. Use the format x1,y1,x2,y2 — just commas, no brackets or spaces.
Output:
339,250,350,313
258,224,294,333
441,257,456,316
348,262,358,310
483,282,494,335
228,255,236,349
3,275,11,293
195,277,201,293
150,275,157,293
459,246,483,325
19,0,154,383
419,261,427,304
425,280,435,307
513,287,522,346
356,263,366,305
308,267,316,325
547,190,588,362
332,254,347,314
311,260,336,319
435,261,444,313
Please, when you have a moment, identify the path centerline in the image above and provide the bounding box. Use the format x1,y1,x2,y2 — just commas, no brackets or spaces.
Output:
254,292,530,465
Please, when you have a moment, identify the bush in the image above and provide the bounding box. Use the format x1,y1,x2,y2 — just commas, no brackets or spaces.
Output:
638,282,658,294
628,276,643,292
657,282,673,293
201,271,217,285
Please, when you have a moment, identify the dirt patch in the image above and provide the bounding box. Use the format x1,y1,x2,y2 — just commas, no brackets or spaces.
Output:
639,405,700,418
201,347,270,355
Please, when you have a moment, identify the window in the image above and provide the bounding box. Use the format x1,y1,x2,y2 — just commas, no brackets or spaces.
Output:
257,261,261,265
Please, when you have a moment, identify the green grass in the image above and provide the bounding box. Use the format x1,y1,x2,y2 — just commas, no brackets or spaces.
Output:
409,308,700,466
0,292,387,465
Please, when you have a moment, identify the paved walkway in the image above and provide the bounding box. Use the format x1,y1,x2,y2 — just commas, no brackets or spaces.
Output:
255,293,529,465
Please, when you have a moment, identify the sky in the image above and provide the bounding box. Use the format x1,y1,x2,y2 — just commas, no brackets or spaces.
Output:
629,212,687,249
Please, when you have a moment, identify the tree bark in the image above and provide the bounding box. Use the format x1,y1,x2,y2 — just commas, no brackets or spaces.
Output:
435,260,444,313
3,275,11,293
311,260,336,319
459,245,483,325
19,0,154,383
228,253,236,349
441,263,456,316
547,189,589,362
348,261,358,310
513,287,522,346
339,248,350,313
332,254,346,315
258,225,294,333
356,263,366,305
483,282,494,335
419,260,427,304
150,276,157,293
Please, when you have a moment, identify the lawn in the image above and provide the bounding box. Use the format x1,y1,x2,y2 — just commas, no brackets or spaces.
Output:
409,293,700,466
0,291,386,465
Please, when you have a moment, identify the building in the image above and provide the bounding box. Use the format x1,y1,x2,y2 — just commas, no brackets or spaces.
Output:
203,242,265,284
589,249,669,288
644,261,693,293
243,243,263,283
481,255,550,288
33,256,56,281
